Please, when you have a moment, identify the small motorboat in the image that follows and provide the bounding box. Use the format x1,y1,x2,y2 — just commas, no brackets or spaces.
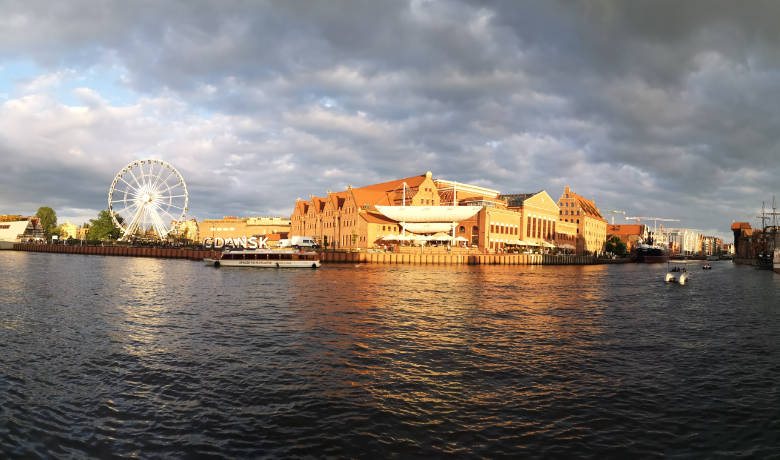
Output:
665,262,689,285
702,263,712,270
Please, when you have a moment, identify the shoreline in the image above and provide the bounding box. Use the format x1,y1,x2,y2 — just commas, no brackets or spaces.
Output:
6,243,628,265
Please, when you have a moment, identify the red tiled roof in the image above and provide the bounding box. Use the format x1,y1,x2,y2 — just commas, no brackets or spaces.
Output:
360,212,398,224
575,195,604,220
731,222,751,230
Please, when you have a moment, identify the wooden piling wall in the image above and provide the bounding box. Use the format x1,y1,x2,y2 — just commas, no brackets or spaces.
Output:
319,251,597,265
12,244,602,265
12,244,215,260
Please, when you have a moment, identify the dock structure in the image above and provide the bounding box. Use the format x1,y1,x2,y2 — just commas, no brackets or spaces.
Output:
11,244,602,265
320,251,597,265
12,243,215,260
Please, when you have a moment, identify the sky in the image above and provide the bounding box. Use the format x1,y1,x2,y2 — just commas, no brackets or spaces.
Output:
2,1,780,242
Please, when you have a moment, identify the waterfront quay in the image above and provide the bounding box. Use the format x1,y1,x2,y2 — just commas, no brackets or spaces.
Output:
12,243,213,261
13,243,601,265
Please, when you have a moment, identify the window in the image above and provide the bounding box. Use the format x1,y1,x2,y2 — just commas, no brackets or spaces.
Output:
460,226,465,233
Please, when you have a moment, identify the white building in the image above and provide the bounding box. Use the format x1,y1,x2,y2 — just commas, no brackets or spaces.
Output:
664,228,701,255
0,220,42,249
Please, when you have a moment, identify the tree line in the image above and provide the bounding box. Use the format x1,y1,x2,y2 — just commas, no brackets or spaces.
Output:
35,207,122,241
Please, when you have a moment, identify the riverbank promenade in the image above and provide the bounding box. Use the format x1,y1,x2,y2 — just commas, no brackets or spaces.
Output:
11,243,612,265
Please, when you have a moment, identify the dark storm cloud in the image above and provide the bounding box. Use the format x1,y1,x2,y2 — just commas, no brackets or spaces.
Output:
1,0,778,238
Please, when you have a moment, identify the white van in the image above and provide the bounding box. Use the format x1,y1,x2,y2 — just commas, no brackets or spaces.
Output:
290,236,319,249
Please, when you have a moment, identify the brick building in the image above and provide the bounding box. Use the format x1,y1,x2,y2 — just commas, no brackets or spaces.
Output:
557,186,608,255
607,224,648,253
291,172,599,254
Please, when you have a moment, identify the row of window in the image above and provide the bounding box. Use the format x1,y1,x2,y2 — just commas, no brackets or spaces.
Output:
527,217,555,240
490,224,518,235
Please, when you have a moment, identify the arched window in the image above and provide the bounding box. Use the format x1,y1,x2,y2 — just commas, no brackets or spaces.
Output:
459,226,465,233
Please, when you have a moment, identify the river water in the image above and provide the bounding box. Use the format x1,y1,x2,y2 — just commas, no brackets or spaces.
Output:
1,251,779,458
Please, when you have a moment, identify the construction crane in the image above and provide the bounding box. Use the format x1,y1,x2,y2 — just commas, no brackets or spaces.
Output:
625,216,681,239
605,209,626,225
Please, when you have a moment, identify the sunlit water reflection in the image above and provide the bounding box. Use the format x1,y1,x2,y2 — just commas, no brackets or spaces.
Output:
1,251,779,457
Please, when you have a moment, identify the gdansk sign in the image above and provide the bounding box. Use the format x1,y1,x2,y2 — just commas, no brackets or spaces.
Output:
203,236,268,249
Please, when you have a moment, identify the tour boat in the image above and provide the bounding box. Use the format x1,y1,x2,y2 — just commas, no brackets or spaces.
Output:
204,249,321,268
665,262,689,285
702,263,712,270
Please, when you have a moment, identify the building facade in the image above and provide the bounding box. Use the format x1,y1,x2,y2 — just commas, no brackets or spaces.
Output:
0,217,44,248
291,172,593,254
663,228,700,255
198,216,291,243
503,191,563,251
607,224,648,252
557,186,608,255
58,222,79,239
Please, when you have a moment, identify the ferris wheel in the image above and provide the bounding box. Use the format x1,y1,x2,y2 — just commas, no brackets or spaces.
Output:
107,159,189,241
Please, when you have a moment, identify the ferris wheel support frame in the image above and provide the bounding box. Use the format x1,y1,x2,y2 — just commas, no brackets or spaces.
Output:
107,159,189,241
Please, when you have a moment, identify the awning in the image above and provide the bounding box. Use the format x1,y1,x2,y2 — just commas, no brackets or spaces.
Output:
542,241,556,248
375,205,482,223
453,236,469,242
401,222,454,233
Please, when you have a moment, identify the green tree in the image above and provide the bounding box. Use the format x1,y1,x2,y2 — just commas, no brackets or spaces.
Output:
35,206,57,237
604,235,627,256
88,210,122,241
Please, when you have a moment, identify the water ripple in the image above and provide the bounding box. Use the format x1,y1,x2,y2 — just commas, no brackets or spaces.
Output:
1,253,779,457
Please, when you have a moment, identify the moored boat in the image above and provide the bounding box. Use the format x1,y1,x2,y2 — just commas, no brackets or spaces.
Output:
204,249,321,268
633,244,668,263
774,249,780,274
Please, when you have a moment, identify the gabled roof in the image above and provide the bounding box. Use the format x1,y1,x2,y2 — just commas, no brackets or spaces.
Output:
326,191,348,211
576,195,605,220
293,199,309,217
501,192,541,207
306,197,327,214
347,173,428,211
360,212,398,225
361,174,427,192
731,222,751,230
562,188,606,221
351,187,394,210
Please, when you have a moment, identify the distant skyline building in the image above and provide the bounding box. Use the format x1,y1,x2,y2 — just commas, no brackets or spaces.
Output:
663,228,701,255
